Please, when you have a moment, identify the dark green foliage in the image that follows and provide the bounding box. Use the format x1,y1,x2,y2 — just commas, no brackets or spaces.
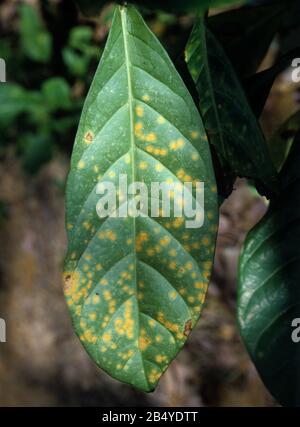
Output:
0,2,101,172
238,133,300,406
186,15,278,197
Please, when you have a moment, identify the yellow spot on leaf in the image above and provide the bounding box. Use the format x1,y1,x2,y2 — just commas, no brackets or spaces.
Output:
77,160,85,170
145,132,156,142
89,312,96,321
168,290,177,301
136,105,144,117
139,161,148,170
92,294,100,304
102,333,111,343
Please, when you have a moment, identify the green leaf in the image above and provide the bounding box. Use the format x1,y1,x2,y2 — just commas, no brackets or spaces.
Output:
208,2,286,78
64,5,218,392
75,0,244,16
19,3,52,63
63,48,90,77
63,27,101,77
0,83,29,130
267,110,300,172
69,26,94,51
41,78,72,112
238,134,300,406
185,16,278,197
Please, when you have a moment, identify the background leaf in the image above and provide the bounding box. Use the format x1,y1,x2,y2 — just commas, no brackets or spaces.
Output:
185,16,278,197
238,133,300,406
62,26,101,77
65,5,218,391
41,77,72,112
19,3,52,63
0,83,29,130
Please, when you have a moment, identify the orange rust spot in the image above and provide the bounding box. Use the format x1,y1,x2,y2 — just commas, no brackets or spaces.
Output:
183,319,192,337
63,271,80,297
84,131,94,144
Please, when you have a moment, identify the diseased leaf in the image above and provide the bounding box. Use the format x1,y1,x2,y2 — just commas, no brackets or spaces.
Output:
208,2,286,78
267,110,300,172
64,5,218,392
185,16,278,197
238,133,300,407
75,0,244,16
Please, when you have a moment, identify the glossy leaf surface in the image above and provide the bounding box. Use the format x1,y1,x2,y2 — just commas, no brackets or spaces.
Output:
186,16,278,196
238,134,300,406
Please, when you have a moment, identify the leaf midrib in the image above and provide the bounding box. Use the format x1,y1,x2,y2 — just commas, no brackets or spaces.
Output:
121,6,137,285
120,6,149,387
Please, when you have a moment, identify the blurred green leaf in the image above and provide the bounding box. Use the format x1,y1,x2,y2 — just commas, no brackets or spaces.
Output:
238,133,300,406
19,3,52,63
186,15,278,197
0,83,29,129
63,48,90,77
41,78,72,112
63,27,100,77
69,26,94,50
